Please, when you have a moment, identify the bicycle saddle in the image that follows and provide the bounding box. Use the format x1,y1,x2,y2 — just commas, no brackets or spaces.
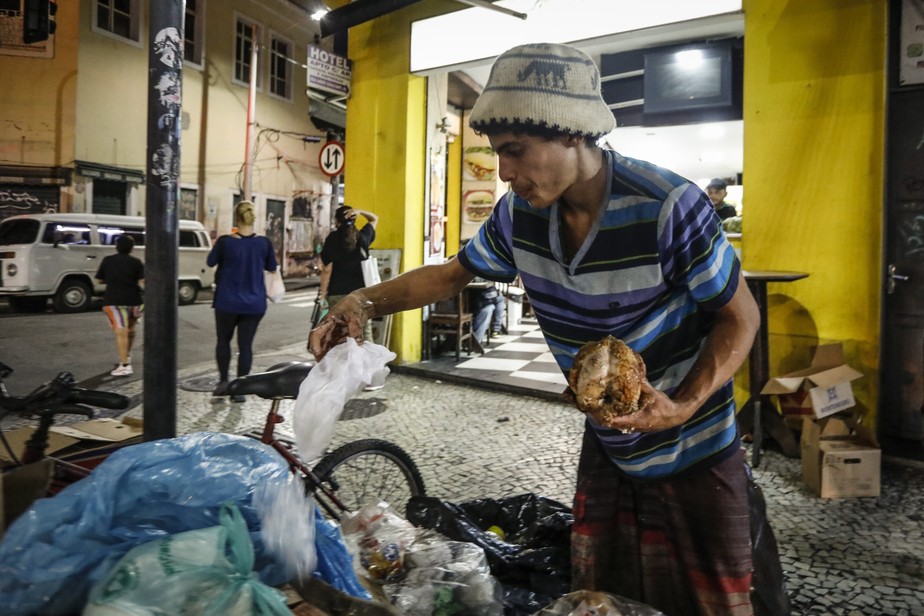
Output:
227,361,314,399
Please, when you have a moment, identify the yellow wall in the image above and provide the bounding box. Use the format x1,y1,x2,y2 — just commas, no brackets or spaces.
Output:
445,134,462,257
345,5,449,363
741,0,886,421
0,4,79,172
74,1,147,172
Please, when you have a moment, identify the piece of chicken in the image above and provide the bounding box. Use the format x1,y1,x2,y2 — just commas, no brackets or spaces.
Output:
569,336,647,426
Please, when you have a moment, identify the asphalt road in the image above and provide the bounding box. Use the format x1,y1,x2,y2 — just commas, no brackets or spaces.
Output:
0,286,320,395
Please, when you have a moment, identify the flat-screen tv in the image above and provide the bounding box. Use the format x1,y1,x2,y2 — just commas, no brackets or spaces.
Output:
643,43,733,114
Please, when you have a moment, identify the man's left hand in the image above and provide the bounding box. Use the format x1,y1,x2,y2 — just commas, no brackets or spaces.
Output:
588,382,694,434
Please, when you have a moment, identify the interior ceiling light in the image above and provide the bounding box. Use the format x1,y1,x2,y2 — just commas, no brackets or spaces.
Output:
675,49,704,69
311,9,329,21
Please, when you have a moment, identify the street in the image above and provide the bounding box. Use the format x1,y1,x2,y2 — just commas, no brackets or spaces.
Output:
0,285,319,394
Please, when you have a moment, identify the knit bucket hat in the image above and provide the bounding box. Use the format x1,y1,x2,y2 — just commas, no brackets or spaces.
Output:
469,42,615,138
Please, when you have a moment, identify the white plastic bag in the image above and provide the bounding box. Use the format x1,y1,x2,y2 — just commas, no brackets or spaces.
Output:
341,502,503,615
254,476,318,582
361,256,381,287
264,267,285,303
293,338,396,462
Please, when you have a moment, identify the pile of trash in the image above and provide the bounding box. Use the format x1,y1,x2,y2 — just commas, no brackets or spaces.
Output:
0,430,663,616
0,340,666,615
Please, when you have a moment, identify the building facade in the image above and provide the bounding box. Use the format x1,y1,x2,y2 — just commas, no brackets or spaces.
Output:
0,0,337,274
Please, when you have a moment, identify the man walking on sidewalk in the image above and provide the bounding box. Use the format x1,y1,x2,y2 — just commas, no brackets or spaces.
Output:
96,235,144,376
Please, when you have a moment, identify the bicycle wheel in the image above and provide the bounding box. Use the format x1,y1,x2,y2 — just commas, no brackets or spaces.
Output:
312,439,425,516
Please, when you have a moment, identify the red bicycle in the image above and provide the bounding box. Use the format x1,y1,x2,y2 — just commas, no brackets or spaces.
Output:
228,361,426,520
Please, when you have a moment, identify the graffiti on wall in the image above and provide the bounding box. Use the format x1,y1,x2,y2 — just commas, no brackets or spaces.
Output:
0,186,59,220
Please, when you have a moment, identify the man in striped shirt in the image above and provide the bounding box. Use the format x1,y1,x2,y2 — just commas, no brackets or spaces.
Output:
310,43,787,615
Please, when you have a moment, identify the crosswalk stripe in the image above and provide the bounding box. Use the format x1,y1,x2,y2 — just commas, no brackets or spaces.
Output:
278,292,315,303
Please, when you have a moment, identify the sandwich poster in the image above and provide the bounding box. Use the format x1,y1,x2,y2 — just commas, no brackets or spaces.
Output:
460,146,499,240
462,146,497,182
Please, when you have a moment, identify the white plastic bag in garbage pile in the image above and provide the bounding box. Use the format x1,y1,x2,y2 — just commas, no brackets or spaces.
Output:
294,339,395,462
341,502,504,616
384,538,504,616
254,475,318,582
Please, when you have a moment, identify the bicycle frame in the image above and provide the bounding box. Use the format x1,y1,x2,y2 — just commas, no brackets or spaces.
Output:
257,398,348,520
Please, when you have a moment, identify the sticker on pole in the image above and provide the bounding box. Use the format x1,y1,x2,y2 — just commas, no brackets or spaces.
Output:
319,141,345,177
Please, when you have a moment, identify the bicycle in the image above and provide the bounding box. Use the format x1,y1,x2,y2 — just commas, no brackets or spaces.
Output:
227,360,426,521
0,362,131,522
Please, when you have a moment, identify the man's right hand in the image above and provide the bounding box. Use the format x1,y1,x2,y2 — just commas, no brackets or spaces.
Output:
307,291,373,360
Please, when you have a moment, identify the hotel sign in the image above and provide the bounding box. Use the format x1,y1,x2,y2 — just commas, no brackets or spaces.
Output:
307,45,352,97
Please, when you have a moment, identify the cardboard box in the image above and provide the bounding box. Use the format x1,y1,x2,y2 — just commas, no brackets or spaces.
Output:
51,417,142,442
800,415,881,498
761,343,864,419
0,428,78,465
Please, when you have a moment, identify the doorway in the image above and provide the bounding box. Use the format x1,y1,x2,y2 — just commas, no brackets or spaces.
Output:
265,198,285,270
881,90,924,455
93,179,127,215
881,0,924,458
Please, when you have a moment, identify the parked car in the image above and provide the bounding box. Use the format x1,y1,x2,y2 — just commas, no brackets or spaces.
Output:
0,213,215,313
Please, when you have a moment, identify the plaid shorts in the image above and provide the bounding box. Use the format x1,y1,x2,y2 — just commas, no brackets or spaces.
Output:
571,428,754,616
102,305,143,330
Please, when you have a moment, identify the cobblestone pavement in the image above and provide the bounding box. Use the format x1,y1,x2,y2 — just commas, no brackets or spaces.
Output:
34,343,924,615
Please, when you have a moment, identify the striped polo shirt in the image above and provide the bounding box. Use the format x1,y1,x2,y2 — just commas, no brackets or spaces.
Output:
458,150,742,480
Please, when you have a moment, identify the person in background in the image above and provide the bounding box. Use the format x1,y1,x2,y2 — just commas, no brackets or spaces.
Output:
471,280,506,347
310,42,788,614
207,200,278,403
706,177,738,220
95,235,144,377
319,205,379,344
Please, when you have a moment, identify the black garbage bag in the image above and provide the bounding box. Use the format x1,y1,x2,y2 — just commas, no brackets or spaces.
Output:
406,493,573,614
747,472,792,616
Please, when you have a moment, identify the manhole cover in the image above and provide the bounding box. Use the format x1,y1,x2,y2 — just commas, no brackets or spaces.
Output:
180,373,221,393
340,397,387,420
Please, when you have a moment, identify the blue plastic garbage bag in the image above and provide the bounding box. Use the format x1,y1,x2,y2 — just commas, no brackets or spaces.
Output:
0,432,291,616
314,511,373,600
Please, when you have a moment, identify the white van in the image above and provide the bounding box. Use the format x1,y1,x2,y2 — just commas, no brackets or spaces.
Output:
0,213,215,312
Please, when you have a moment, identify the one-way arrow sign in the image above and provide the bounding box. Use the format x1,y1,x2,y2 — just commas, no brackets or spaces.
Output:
319,141,345,177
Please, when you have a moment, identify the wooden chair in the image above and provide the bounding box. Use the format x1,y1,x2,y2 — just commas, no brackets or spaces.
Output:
425,292,474,361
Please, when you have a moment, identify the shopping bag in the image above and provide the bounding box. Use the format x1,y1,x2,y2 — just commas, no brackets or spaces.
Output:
264,267,285,303
361,256,381,287
310,290,328,329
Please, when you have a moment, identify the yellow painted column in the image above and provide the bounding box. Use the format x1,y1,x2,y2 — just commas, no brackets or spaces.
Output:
345,12,431,363
741,0,886,420
445,135,463,257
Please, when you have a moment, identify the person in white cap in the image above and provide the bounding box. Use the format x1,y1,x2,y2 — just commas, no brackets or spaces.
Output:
310,42,786,614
